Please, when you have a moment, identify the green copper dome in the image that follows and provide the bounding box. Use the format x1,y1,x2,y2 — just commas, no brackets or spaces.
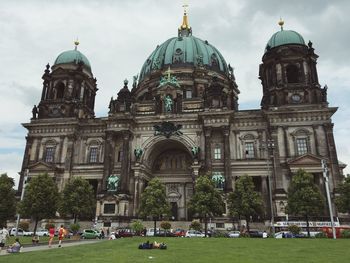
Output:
139,35,228,81
54,49,91,68
266,29,305,51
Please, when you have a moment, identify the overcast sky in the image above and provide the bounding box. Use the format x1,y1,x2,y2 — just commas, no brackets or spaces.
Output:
0,0,349,188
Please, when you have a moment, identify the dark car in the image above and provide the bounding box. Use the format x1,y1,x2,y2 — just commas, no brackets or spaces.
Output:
155,230,176,237
248,230,264,238
116,229,134,238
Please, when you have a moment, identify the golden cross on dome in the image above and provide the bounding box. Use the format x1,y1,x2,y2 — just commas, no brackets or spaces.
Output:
74,38,79,50
183,0,188,14
165,66,173,79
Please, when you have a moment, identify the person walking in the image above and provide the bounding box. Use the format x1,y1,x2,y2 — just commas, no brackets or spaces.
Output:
48,226,55,248
58,225,65,247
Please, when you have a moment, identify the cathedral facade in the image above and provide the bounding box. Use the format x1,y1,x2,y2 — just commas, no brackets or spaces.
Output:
19,12,345,224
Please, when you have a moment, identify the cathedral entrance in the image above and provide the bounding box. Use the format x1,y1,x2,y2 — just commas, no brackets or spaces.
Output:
148,139,194,221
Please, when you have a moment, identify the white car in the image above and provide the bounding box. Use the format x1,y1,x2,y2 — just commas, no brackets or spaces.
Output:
227,231,240,238
146,228,160,237
35,228,49,236
185,230,205,237
9,228,33,236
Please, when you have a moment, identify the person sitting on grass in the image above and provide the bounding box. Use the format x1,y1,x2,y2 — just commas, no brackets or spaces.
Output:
32,235,40,245
7,238,21,253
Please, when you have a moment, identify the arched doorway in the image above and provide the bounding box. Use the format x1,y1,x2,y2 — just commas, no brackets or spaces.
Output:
146,139,194,221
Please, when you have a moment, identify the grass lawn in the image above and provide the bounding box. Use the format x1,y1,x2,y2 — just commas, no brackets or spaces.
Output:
1,237,349,263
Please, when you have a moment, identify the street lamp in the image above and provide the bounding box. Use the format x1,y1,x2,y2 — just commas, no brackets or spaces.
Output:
266,140,275,236
261,140,275,236
321,159,336,239
15,169,28,236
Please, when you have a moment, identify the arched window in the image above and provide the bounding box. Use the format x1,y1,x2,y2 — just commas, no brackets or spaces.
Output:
286,65,299,83
55,82,65,99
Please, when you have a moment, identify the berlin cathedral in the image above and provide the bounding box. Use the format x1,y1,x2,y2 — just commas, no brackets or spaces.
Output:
19,8,345,225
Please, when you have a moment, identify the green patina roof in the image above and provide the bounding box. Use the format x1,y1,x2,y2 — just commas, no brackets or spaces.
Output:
54,49,91,68
139,35,228,81
266,29,305,51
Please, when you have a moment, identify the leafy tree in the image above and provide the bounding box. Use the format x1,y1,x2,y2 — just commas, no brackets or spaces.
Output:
188,175,225,237
19,221,29,231
160,221,171,236
59,177,96,223
0,173,16,228
286,169,325,237
335,177,350,214
130,220,144,236
189,220,201,231
227,175,263,232
18,173,59,234
138,178,170,236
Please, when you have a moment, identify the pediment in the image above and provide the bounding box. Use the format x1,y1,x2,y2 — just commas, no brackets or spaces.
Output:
288,154,323,166
28,161,60,172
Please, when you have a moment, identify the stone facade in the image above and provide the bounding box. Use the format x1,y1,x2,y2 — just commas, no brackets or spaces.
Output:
19,18,345,224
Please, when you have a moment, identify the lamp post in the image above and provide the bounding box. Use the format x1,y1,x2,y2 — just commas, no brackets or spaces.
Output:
321,159,336,239
15,169,28,236
266,139,275,236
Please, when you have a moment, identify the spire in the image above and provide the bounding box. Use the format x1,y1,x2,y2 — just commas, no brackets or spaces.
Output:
278,18,284,31
178,2,192,37
74,38,79,50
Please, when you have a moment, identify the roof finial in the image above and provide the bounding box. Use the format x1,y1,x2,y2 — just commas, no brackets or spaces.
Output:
278,17,284,31
74,38,79,50
178,1,192,37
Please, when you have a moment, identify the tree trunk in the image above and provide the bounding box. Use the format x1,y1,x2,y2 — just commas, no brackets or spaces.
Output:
74,214,77,224
204,215,208,237
246,216,250,232
306,214,310,238
34,218,39,235
153,219,157,237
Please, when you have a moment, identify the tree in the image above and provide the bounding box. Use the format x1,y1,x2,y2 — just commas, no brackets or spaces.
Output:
286,169,325,237
138,178,170,236
188,175,225,237
130,220,144,236
18,173,59,234
335,176,350,214
59,177,96,223
160,221,171,236
227,175,263,232
0,173,16,228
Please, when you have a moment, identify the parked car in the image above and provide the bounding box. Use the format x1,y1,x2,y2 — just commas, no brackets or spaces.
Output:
185,230,205,237
155,230,176,237
274,231,293,238
227,231,240,238
174,229,186,237
9,228,33,236
81,229,101,239
146,228,160,237
35,228,49,237
248,230,264,238
116,229,134,238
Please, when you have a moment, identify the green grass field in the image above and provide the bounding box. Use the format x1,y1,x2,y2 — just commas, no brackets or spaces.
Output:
1,237,349,263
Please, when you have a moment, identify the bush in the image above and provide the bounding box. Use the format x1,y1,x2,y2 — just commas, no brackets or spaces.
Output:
160,221,171,231
190,220,201,231
19,221,29,231
315,232,328,238
131,220,144,235
341,230,350,238
288,225,301,235
70,223,80,234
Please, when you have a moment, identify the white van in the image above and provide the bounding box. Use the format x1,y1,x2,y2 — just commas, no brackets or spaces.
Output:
146,228,160,237
9,228,24,236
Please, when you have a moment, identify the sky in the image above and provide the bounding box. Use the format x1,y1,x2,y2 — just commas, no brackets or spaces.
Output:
0,0,349,188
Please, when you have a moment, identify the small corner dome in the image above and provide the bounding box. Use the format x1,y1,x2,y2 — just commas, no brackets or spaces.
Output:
54,49,91,69
266,29,306,52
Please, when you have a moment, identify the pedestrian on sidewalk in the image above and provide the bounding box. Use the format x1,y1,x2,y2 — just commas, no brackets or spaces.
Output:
58,225,65,247
48,226,55,248
0,227,9,252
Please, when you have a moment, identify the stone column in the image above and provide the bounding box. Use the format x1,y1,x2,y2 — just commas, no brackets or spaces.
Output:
223,126,232,191
120,131,132,194
133,174,139,216
18,136,33,193
282,126,289,158
312,125,320,156
204,127,212,172
270,128,284,191
261,176,269,218
323,123,341,188
101,131,115,192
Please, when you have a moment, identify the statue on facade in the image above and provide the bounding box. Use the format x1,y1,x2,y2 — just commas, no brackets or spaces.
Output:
107,174,119,192
108,97,115,113
212,173,225,189
191,146,200,158
32,105,38,119
134,148,143,160
164,95,173,112
132,74,138,89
